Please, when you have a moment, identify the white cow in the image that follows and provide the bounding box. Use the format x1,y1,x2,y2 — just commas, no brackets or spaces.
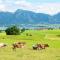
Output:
0,43,7,48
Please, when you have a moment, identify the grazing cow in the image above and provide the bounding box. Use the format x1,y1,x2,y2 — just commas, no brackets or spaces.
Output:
37,44,49,49
12,42,26,50
0,43,7,48
37,44,45,49
32,43,49,50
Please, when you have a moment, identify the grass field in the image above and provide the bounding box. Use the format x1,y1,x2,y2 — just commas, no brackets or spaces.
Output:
0,30,60,60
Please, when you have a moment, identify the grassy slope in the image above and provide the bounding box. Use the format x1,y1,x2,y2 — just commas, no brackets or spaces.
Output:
0,30,60,60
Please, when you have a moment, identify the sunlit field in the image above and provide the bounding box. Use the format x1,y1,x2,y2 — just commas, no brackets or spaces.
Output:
0,30,60,60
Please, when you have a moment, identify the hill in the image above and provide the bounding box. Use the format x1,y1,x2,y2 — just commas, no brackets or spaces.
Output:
0,9,60,26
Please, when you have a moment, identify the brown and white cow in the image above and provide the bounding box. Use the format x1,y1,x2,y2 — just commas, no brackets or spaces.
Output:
32,43,49,50
12,42,26,50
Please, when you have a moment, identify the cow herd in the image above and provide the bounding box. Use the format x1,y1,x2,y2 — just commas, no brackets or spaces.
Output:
0,42,49,51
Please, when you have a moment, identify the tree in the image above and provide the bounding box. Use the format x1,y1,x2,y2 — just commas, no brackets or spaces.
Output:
5,26,20,35
21,28,25,33
0,30,2,33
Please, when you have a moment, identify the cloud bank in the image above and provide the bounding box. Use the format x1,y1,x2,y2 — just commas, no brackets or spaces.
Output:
0,0,60,15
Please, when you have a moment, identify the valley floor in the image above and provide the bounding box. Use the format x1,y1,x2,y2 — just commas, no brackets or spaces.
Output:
0,30,60,60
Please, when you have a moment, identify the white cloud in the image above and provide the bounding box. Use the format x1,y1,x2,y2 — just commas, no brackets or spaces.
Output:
34,3,60,15
0,0,60,15
14,1,60,15
0,4,6,11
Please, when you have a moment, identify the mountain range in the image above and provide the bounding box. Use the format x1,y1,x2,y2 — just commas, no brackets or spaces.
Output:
0,9,60,26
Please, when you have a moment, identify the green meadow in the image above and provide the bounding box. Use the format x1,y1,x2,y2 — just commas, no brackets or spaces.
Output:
0,30,60,60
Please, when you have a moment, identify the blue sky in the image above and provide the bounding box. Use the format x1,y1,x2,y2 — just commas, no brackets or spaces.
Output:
27,0,60,3
0,0,60,15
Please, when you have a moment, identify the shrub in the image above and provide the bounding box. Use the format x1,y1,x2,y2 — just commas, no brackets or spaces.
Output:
21,28,25,33
5,26,20,35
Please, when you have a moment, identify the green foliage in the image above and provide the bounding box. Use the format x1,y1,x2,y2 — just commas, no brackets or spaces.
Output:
0,30,2,33
5,26,20,35
21,28,25,33
48,28,53,30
